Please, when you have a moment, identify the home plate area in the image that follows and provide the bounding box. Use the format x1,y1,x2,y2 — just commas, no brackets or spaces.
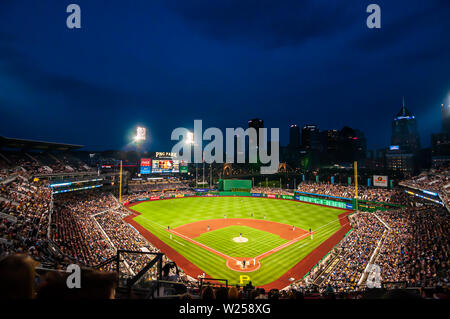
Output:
169,218,311,273
226,257,260,272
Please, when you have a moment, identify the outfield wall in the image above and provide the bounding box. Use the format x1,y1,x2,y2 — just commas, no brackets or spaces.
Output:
123,191,399,212
124,192,347,210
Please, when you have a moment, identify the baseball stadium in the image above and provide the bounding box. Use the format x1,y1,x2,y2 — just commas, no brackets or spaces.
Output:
0,138,449,301
1,1,449,305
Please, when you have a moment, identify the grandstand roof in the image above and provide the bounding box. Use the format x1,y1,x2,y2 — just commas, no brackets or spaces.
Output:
0,136,83,151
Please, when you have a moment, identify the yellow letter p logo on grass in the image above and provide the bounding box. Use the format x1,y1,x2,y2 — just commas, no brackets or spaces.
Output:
239,275,250,285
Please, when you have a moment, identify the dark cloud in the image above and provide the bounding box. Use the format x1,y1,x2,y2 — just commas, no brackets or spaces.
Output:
0,40,132,113
354,1,450,52
166,0,360,48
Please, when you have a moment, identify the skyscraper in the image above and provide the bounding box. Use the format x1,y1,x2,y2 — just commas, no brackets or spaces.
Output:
289,124,300,148
387,98,420,172
324,129,339,154
390,98,420,152
301,125,320,150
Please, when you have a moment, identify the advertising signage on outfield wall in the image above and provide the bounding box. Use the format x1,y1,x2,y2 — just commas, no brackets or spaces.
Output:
194,188,210,192
296,195,351,209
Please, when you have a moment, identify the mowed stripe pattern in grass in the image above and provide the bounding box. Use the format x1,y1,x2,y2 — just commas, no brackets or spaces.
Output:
132,197,344,286
194,225,288,258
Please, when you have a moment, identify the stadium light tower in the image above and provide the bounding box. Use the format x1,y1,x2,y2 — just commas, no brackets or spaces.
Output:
134,126,146,142
186,131,198,186
133,126,146,150
186,131,194,145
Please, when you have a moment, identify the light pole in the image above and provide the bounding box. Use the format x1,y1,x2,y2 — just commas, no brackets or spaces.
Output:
186,131,197,186
133,126,147,160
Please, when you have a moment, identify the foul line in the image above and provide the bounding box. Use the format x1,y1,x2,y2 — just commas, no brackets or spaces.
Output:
169,228,240,263
255,214,350,259
137,214,230,257
173,239,185,247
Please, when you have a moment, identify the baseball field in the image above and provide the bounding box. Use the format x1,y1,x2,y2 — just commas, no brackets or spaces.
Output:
125,196,352,289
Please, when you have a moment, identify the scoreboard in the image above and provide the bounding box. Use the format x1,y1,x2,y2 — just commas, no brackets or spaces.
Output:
152,159,179,173
140,157,188,174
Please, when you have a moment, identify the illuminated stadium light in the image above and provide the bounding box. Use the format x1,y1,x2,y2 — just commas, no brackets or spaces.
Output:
134,126,146,141
186,131,194,145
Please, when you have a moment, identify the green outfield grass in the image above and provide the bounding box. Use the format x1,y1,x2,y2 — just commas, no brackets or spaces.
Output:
131,196,346,286
194,225,288,258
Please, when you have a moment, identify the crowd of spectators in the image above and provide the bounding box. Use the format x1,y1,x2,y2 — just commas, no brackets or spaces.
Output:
0,171,54,264
0,151,93,176
251,187,294,196
124,189,196,202
290,206,449,296
94,207,185,280
50,190,197,287
376,207,449,287
50,191,117,265
296,182,407,204
128,181,191,193
291,213,385,293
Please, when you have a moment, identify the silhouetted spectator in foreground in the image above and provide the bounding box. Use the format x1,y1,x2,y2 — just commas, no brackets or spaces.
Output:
37,267,118,299
228,286,239,299
201,286,216,300
215,286,228,300
0,254,37,299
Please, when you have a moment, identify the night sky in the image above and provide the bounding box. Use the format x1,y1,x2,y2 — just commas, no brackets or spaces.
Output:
0,0,449,152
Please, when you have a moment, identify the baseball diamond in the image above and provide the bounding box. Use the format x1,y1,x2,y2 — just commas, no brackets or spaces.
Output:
125,196,352,288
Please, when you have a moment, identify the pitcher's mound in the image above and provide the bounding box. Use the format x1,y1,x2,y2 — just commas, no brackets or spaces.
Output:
233,237,248,243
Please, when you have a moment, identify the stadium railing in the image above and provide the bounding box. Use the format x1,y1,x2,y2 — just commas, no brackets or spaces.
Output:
200,277,228,290
93,249,170,298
